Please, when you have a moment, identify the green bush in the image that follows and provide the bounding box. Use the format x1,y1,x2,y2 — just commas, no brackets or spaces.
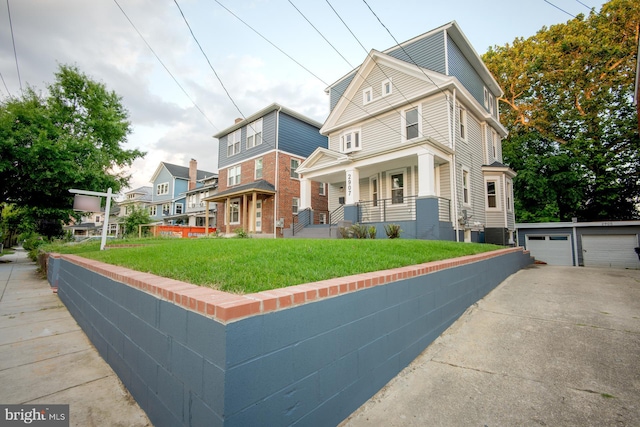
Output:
234,228,250,238
368,226,377,239
20,231,47,261
384,224,402,239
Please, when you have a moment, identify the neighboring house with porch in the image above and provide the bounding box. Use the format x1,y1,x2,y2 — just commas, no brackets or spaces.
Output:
204,103,328,237
297,21,516,244
185,173,218,227
149,160,216,225
118,186,152,218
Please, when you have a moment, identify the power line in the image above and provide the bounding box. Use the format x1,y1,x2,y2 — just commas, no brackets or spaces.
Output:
112,0,219,131
0,70,10,97
6,0,22,95
543,0,576,18
575,0,594,12
173,0,245,121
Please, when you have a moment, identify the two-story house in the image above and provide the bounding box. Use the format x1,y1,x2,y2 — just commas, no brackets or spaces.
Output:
297,21,516,245
118,186,152,218
149,160,216,225
185,173,218,227
204,103,328,237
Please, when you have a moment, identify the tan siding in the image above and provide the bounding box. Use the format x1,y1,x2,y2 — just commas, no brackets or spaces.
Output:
421,95,449,146
485,211,504,228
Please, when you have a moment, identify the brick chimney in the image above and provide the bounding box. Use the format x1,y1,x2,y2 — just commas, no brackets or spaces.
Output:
234,118,243,124
189,158,197,190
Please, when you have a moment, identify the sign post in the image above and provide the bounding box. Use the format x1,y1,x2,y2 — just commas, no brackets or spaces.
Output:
70,188,113,251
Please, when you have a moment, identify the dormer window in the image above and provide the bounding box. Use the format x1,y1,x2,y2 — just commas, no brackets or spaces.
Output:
340,129,362,153
156,183,169,195
382,79,392,97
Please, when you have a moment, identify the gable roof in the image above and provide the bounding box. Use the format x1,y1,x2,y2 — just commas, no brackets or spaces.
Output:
213,103,323,139
297,147,351,174
150,162,216,183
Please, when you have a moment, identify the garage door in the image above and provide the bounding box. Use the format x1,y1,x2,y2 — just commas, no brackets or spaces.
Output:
582,234,639,269
525,235,573,266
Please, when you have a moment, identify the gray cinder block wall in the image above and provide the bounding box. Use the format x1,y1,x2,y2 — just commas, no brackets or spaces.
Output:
49,249,532,426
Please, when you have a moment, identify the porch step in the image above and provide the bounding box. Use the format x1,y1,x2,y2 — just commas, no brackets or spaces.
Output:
289,225,337,239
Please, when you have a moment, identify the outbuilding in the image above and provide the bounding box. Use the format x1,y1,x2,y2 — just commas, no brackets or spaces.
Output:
516,220,640,269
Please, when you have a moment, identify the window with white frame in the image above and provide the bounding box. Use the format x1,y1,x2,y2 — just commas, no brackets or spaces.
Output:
319,212,327,224
127,193,135,199
462,168,471,206
382,79,392,97
175,203,183,214
340,129,361,153
227,129,241,157
255,158,263,179
319,182,326,196
485,179,499,209
363,87,373,104
390,171,405,204
507,179,513,212
156,182,169,195
246,119,263,149
491,130,498,159
404,107,420,140
459,107,467,141
484,87,489,110
149,206,157,216
95,215,101,223
228,165,241,187
292,197,300,214
228,198,240,224
290,158,300,179
162,203,171,215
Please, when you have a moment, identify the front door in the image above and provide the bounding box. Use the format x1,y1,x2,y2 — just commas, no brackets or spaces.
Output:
255,200,262,232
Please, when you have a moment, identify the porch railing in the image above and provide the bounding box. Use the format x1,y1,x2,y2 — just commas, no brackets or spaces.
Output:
293,208,330,235
329,205,344,225
358,196,417,223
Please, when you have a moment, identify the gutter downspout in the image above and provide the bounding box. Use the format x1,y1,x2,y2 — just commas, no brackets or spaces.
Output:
274,106,282,238
450,89,459,242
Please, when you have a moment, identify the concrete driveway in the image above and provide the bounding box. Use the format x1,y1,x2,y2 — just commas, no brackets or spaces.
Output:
341,265,640,426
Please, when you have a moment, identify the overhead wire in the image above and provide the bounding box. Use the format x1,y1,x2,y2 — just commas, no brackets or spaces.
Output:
324,0,450,143
112,0,219,131
6,0,22,95
0,70,10,97
173,0,245,121
575,0,595,11
542,0,577,18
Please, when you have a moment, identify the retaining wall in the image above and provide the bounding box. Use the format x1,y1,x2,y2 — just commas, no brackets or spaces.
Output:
48,247,532,426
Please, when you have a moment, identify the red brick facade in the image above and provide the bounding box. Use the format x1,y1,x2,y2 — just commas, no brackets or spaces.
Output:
215,151,327,236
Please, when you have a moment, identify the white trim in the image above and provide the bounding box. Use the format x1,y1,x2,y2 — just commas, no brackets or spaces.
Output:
254,157,263,180
387,168,407,205
402,104,422,143
381,78,392,97
484,176,501,211
228,198,240,225
340,128,362,154
462,166,471,207
363,87,373,105
227,129,241,157
459,107,467,142
227,165,241,187
246,118,263,149
290,158,301,179
156,182,169,196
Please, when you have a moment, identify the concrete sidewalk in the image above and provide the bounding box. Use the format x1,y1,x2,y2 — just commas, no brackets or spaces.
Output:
0,247,150,427
341,264,640,426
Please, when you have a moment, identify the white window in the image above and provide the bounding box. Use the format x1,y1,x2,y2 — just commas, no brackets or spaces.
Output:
382,79,392,97
149,206,157,216
340,129,361,153
228,165,241,187
175,203,183,214
389,171,405,204
404,107,421,141
127,193,135,200
459,107,467,141
462,168,471,206
156,182,169,195
484,87,489,110
227,129,241,157
507,179,513,212
485,178,499,210
292,197,300,214
95,215,101,223
319,182,326,196
246,119,263,149
319,212,327,224
290,158,300,179
162,203,171,216
255,158,263,179
491,130,498,160
228,198,240,224
371,177,379,207
363,87,373,104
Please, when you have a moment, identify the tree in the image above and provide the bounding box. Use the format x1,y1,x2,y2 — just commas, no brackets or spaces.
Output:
483,0,640,221
0,65,144,237
123,206,152,237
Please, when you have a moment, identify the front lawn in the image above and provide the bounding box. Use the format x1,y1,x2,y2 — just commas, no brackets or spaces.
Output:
44,238,502,294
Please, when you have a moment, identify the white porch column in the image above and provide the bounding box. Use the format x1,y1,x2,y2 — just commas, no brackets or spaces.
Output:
417,151,436,197
345,168,360,204
300,177,312,210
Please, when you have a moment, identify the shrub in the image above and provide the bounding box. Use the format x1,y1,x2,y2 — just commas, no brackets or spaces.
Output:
368,226,377,239
350,223,368,239
234,228,250,238
20,231,47,261
384,224,402,239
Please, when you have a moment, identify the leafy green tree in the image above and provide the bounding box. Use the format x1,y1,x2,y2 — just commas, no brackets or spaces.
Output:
0,65,144,237
483,0,640,221
123,206,153,237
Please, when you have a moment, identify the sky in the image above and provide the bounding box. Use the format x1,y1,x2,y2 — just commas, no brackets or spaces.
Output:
0,0,606,196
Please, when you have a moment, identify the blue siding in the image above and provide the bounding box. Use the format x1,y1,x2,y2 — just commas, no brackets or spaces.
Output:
153,168,175,203
329,73,356,111
387,31,446,74
278,112,327,158
217,111,278,169
447,34,486,110
174,178,188,197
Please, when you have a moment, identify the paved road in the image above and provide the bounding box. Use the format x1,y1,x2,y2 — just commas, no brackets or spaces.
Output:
0,248,150,427
341,264,640,426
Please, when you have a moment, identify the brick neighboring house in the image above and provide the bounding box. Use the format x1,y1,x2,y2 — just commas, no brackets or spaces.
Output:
204,103,328,237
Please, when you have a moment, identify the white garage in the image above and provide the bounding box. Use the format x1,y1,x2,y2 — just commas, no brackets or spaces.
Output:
524,234,573,266
582,234,639,269
517,220,640,269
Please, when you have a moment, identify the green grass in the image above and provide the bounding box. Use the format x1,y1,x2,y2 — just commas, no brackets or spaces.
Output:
43,238,502,294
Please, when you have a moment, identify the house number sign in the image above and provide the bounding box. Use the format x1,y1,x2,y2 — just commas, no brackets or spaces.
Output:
346,172,352,197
